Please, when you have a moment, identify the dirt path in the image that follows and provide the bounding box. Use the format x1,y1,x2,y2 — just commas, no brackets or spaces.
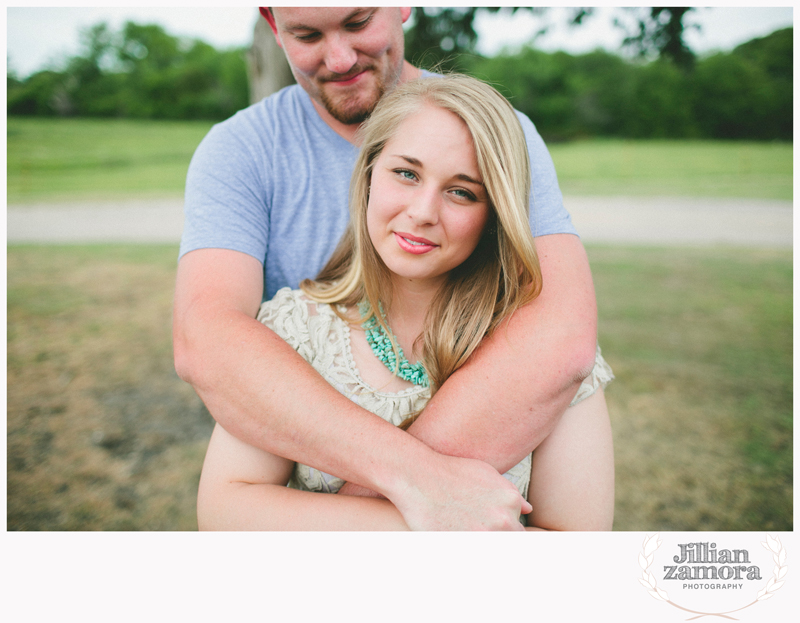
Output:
6,195,793,246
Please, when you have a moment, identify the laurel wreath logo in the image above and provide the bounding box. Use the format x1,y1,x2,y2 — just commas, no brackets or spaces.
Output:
638,533,788,620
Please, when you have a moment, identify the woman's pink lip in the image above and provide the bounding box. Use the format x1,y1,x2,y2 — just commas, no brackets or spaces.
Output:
396,232,436,245
394,232,438,254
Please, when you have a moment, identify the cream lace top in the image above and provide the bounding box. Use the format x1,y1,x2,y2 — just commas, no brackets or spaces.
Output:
257,287,614,499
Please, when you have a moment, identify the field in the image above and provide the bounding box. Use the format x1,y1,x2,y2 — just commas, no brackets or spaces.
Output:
6,117,794,203
5,117,793,531
550,139,793,200
6,243,792,531
7,117,213,204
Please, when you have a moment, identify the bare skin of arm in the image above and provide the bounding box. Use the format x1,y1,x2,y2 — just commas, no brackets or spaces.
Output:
408,234,597,469
525,389,615,530
174,248,531,530
196,390,611,531
197,423,529,531
339,233,598,497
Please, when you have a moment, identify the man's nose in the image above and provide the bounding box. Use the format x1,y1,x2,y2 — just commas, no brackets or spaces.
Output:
324,34,358,75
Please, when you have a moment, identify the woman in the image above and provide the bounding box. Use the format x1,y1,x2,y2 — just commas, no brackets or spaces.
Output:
197,74,614,530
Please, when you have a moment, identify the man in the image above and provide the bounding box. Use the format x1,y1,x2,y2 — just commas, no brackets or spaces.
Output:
174,7,602,530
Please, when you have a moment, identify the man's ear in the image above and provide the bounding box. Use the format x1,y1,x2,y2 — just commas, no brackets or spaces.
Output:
259,7,282,47
400,7,412,23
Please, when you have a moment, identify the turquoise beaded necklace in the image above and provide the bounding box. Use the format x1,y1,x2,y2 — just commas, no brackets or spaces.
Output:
358,300,429,388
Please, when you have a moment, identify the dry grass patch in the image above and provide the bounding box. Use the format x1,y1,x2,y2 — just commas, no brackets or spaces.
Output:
7,244,791,531
7,245,211,531
591,245,792,531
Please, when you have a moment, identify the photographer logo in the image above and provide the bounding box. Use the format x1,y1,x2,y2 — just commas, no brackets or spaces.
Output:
638,534,787,618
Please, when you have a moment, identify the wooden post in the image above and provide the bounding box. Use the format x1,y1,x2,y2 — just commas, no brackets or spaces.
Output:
246,10,295,105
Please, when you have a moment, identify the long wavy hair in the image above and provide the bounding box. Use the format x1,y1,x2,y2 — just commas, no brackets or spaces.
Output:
301,74,542,395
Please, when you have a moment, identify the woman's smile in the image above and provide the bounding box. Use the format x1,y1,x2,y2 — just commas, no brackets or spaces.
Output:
394,232,438,254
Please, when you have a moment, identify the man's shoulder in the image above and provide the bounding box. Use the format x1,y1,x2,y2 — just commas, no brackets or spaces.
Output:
212,84,307,136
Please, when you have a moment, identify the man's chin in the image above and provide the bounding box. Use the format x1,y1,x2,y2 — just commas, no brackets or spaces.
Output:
321,97,377,125
320,84,384,125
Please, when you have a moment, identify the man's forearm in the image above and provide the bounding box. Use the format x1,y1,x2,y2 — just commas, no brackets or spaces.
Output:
406,234,598,473
184,313,530,530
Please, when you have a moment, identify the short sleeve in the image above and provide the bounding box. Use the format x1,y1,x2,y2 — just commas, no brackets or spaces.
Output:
517,111,578,237
569,345,614,406
179,108,272,264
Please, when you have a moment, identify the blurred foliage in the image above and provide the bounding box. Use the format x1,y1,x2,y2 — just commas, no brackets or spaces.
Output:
466,28,792,141
404,7,545,71
7,21,249,120
404,7,698,70
613,7,698,70
7,16,792,141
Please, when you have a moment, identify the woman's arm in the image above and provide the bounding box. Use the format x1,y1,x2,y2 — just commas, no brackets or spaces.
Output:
197,423,411,531
198,422,531,531
525,389,615,531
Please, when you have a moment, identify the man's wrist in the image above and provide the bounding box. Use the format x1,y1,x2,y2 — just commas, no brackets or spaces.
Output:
372,432,442,506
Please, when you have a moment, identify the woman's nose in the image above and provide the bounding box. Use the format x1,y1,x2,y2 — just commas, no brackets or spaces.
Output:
406,189,440,225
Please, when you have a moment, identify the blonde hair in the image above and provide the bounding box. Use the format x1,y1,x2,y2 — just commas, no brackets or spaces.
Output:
302,74,542,394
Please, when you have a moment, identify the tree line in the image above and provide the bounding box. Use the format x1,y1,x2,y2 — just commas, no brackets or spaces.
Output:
464,27,791,141
7,22,250,120
7,20,791,141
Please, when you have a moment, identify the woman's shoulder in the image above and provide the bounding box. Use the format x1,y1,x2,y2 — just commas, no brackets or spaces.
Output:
256,288,321,341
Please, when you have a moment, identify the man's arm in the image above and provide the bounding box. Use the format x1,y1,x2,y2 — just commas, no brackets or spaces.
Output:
406,234,598,472
338,233,597,500
173,248,531,529
198,422,529,531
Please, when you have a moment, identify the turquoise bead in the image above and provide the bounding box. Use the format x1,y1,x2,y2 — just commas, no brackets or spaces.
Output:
358,300,429,388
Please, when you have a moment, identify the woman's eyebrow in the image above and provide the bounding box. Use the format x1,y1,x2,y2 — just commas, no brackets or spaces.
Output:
392,154,422,167
455,173,484,186
390,154,484,186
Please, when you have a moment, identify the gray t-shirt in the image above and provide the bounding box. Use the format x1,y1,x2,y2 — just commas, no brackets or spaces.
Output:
180,82,576,301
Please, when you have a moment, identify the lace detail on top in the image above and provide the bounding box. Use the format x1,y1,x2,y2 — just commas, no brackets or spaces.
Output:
256,288,613,499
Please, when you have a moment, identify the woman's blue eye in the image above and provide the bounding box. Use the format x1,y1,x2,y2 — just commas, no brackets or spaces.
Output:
395,169,417,181
452,188,476,200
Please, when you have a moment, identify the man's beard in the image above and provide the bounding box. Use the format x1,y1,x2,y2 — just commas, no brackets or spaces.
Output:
318,68,386,125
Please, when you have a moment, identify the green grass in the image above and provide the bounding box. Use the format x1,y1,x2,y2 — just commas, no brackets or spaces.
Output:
7,117,214,203
6,243,792,531
7,117,794,203
549,139,793,200
587,245,792,530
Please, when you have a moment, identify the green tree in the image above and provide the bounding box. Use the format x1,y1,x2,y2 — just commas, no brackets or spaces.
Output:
405,7,698,70
731,28,792,139
615,7,698,70
404,7,545,71
7,70,68,116
63,23,123,116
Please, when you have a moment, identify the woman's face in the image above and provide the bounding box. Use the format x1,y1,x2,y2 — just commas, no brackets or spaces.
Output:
366,104,491,293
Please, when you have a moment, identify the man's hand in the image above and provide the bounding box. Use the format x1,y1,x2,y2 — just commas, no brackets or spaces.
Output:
337,455,532,531
377,452,531,531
